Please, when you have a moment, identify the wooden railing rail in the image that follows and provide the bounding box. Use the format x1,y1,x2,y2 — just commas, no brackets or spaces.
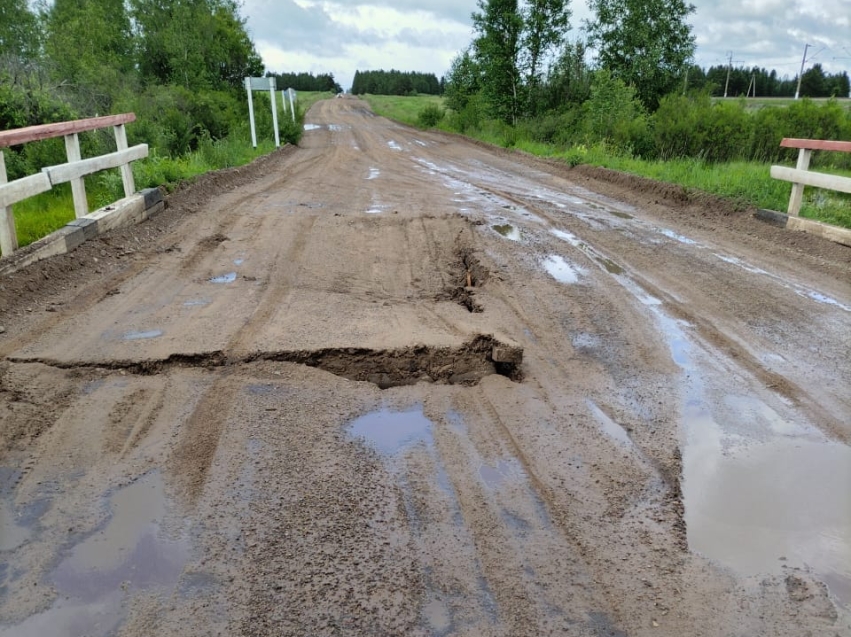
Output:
0,113,146,256
770,138,851,216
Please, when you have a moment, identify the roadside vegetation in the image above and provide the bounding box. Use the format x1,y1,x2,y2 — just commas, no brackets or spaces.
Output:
378,0,851,229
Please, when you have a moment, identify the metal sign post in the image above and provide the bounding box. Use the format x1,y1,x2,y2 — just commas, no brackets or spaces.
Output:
244,76,280,148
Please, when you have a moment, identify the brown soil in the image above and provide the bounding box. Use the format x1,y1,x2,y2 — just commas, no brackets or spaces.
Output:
0,97,848,637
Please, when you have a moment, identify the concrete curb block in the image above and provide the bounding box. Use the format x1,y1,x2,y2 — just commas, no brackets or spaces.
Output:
754,209,851,248
0,188,163,277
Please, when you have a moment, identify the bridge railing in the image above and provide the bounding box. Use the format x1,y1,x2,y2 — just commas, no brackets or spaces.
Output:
0,113,148,256
770,138,851,216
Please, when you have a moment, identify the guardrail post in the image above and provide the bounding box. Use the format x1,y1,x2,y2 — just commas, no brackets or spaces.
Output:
64,132,88,218
787,148,812,216
113,123,136,197
0,150,18,256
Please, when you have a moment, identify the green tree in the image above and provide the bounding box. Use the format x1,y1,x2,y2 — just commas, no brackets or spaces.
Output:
799,63,827,98
586,0,695,109
521,0,570,111
444,49,482,112
472,0,524,125
0,0,41,59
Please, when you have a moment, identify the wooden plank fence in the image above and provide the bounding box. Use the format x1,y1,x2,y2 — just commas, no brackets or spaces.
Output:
0,113,147,256
770,138,851,216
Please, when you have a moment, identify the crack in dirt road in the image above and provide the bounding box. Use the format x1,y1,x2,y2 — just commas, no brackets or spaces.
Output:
0,97,849,637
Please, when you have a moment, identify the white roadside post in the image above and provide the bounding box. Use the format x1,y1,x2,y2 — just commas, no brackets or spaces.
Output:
245,77,258,148
269,76,280,147
288,89,296,123
64,132,88,217
0,151,17,256
281,90,288,116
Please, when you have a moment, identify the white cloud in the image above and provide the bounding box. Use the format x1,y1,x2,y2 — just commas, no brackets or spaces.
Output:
243,0,851,91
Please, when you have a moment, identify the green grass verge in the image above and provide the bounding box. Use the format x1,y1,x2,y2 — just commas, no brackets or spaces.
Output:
712,97,851,111
360,94,445,127
534,142,851,228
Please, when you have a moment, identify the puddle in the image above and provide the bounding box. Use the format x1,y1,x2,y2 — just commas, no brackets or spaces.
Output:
551,229,581,246
3,472,188,637
366,167,380,180
0,499,32,552
303,123,321,131
209,272,237,284
328,124,343,131
659,228,697,245
607,210,633,220
586,400,632,447
233,258,244,266
799,290,851,312
478,459,518,490
631,275,851,607
414,140,428,147
183,298,211,307
387,140,402,150
492,224,521,241
347,408,433,455
595,256,624,275
542,255,581,284
122,329,163,341
685,427,851,606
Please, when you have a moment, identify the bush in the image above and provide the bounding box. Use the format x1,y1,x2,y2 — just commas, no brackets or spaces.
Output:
417,104,444,127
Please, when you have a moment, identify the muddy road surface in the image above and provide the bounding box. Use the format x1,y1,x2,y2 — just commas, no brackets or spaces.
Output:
1,97,849,636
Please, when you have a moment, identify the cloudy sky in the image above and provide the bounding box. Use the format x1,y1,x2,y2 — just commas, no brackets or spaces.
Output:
242,0,851,91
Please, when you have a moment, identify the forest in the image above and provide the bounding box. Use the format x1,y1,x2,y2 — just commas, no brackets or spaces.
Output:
351,70,443,96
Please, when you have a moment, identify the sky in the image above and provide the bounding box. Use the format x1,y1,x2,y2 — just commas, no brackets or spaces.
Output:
242,0,851,91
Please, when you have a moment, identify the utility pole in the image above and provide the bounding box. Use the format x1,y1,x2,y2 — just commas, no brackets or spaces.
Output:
795,43,811,99
723,53,744,98
724,52,733,98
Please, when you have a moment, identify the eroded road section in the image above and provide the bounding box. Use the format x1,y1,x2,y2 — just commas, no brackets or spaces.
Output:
0,97,849,636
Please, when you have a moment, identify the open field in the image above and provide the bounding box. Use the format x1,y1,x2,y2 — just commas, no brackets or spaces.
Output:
0,96,848,636
361,93,445,127
712,96,851,110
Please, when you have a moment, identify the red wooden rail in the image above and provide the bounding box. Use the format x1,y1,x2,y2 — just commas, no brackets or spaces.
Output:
0,113,136,148
780,138,851,153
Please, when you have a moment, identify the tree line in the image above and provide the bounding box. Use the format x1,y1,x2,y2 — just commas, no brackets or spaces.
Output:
266,72,343,94
351,70,443,96
692,64,850,99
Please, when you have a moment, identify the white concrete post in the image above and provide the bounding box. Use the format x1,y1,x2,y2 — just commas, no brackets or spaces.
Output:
288,89,296,123
0,151,18,256
245,77,257,148
64,132,88,218
788,148,812,216
113,123,135,197
270,77,280,147
281,90,288,115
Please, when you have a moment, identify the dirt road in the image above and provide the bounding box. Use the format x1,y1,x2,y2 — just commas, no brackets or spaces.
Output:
1,97,849,636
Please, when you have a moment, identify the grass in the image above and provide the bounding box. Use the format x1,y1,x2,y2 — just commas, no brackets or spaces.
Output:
712,97,851,111
360,94,445,127
541,144,851,228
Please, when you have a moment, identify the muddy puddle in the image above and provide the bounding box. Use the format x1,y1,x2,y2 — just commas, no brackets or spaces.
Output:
541,255,582,284
0,472,189,637
550,229,625,275
492,224,521,241
632,284,851,607
347,408,433,455
209,272,237,284
122,329,163,341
